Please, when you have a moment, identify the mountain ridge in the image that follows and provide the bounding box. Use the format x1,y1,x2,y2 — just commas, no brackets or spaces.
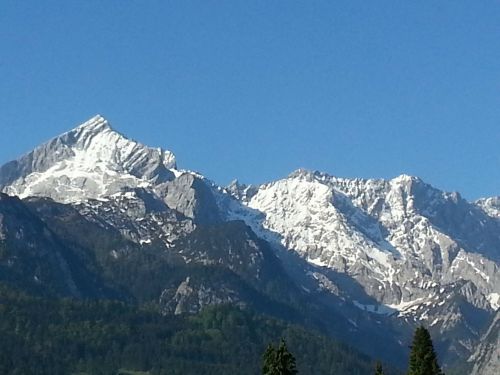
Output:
0,115,498,372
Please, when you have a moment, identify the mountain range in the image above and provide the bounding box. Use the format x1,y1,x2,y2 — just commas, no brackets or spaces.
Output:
0,115,498,373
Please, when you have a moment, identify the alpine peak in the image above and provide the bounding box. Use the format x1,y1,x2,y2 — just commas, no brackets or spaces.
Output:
0,116,177,203
74,114,111,133
287,168,321,181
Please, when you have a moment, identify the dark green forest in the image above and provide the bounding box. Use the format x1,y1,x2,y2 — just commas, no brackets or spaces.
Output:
0,283,390,375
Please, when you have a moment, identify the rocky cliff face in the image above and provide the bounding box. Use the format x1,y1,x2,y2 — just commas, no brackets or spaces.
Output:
469,310,500,375
0,193,117,298
0,116,497,371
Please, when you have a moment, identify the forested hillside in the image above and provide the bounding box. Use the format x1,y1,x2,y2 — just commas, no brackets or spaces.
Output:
0,284,395,375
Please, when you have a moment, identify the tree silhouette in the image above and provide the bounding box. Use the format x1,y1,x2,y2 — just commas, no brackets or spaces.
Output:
262,339,298,375
374,361,384,375
407,326,443,375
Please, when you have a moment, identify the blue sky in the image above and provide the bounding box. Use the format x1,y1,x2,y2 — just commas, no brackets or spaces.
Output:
1,1,499,200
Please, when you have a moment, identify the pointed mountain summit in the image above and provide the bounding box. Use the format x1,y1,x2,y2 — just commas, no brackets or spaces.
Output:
0,115,177,202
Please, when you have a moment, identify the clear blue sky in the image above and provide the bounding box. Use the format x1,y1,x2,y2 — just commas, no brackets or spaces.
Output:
1,1,499,200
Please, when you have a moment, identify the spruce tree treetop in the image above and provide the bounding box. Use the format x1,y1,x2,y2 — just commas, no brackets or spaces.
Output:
375,361,384,375
262,339,298,375
263,344,278,375
407,326,443,375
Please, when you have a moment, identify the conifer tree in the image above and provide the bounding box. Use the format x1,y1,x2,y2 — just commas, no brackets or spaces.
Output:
262,339,298,375
263,344,278,375
374,361,384,375
407,326,443,375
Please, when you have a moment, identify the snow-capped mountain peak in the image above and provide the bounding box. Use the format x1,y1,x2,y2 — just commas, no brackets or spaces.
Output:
59,114,176,171
228,168,499,316
0,115,177,202
74,114,111,132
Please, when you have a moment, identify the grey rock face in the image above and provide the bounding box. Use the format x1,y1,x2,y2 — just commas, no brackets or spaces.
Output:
160,276,245,315
226,179,258,203
75,189,195,247
158,173,222,224
469,311,500,375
